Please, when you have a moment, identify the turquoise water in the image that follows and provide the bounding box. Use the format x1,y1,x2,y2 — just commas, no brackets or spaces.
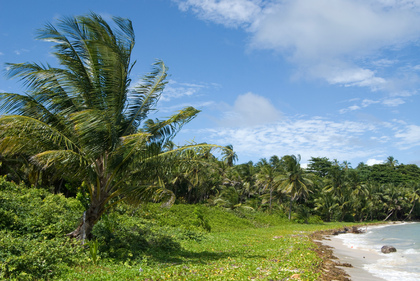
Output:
339,222,420,280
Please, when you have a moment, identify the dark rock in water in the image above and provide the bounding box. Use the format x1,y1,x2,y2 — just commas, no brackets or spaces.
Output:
381,245,397,253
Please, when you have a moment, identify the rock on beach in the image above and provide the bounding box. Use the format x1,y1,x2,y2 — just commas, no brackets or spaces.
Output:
381,245,397,253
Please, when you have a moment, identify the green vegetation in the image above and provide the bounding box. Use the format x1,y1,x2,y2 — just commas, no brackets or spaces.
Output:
0,12,419,280
1,177,360,280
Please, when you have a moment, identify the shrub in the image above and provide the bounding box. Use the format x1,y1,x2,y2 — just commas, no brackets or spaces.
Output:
307,215,324,224
0,176,83,238
0,231,86,280
0,177,86,280
92,211,183,262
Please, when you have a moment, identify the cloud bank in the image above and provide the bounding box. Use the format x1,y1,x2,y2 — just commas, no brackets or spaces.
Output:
175,0,420,92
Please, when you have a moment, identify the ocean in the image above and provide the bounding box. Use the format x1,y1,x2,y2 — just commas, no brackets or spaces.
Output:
336,222,420,281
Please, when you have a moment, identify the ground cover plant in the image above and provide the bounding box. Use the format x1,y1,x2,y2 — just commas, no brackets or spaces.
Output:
63,223,357,281
0,177,364,280
0,177,87,280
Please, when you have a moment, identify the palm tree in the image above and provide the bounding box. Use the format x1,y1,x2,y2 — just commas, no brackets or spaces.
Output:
278,155,313,220
256,160,283,212
386,156,399,169
404,182,420,220
222,144,238,167
0,13,224,240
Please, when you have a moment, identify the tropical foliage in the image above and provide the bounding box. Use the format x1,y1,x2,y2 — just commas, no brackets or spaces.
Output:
0,13,226,240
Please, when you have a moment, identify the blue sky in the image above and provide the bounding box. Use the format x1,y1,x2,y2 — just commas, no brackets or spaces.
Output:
1,0,420,167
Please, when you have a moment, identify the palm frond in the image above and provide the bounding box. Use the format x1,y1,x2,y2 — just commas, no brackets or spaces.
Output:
0,115,78,153
142,106,200,144
123,60,168,133
31,150,90,178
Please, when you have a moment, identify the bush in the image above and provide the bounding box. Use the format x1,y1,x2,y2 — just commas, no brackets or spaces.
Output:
0,231,86,280
92,211,183,262
0,177,86,280
0,176,83,238
307,215,324,224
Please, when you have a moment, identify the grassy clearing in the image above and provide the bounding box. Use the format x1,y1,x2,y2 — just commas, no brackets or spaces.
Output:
61,220,357,281
1,179,368,280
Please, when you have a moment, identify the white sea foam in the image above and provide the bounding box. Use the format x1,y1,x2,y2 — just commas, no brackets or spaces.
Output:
366,262,420,281
349,222,420,280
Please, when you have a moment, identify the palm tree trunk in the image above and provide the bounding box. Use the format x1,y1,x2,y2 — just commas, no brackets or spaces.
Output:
404,202,416,221
288,198,293,220
67,198,106,242
269,188,272,212
383,209,394,221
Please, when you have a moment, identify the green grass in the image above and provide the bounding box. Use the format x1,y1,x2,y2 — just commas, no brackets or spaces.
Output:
0,178,369,281
61,221,358,281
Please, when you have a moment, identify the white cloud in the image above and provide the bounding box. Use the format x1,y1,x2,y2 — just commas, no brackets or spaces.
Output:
308,64,387,91
372,59,398,67
340,95,408,113
175,0,262,27
161,80,206,102
395,124,420,149
389,90,417,97
382,98,405,107
339,105,361,114
250,0,420,59
361,99,380,107
221,92,282,126
175,0,420,91
366,158,384,165
205,116,382,162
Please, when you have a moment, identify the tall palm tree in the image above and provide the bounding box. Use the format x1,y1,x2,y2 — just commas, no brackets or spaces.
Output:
0,13,224,240
256,161,282,211
278,155,313,220
222,144,238,167
404,181,420,220
386,156,398,169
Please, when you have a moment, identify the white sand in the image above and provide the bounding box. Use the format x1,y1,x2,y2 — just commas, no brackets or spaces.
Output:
318,235,386,281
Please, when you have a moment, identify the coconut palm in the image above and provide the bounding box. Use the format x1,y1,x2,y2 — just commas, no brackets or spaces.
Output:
0,13,224,240
277,155,313,220
222,144,238,167
386,156,398,169
256,161,283,211
404,182,420,220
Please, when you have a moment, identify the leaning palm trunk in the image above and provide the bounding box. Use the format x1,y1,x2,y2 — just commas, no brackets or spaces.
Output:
67,198,106,240
383,209,394,221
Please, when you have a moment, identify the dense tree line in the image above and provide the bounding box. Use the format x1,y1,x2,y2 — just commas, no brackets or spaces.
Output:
2,149,419,223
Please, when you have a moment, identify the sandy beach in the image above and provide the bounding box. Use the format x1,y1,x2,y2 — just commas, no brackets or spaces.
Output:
311,225,392,281
320,233,386,280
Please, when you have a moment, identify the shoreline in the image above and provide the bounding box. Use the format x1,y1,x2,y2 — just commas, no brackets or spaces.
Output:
311,223,392,281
